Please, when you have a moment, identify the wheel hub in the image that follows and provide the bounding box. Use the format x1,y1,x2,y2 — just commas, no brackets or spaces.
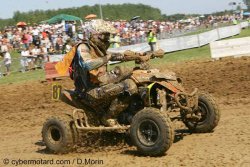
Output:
48,126,62,144
138,120,159,146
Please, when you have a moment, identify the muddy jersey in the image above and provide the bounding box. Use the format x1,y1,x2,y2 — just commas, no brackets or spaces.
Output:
77,41,108,84
71,40,109,93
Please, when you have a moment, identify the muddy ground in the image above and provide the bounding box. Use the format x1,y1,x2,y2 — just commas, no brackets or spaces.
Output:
0,56,249,167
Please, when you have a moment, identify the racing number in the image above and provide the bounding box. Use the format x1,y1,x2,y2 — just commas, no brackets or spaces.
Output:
52,84,62,100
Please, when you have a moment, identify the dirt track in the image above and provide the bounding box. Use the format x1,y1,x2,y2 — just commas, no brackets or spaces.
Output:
0,56,250,167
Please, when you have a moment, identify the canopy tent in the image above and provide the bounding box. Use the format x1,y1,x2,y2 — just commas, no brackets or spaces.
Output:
43,14,82,24
243,12,250,16
131,16,140,21
16,21,27,26
85,14,97,19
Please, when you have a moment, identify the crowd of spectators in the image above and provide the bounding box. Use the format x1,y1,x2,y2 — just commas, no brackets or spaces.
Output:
0,13,246,76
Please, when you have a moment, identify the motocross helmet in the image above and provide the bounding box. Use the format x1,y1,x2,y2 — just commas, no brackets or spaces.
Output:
87,19,116,52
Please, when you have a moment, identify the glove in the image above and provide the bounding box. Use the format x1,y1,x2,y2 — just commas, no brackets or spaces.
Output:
109,52,124,61
152,49,164,58
124,50,150,63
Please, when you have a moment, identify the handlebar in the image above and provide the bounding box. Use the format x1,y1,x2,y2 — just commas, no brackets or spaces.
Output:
110,49,165,64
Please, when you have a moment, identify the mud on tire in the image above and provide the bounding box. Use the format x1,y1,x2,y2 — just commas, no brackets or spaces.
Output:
42,114,78,153
130,108,174,156
183,92,220,133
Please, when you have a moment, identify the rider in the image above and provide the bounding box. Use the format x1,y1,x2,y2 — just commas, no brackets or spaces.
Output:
69,19,137,127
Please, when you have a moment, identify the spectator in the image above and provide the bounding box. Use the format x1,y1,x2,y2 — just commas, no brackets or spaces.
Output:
1,36,9,53
65,39,73,53
27,45,35,70
21,30,29,49
3,50,11,75
40,43,48,68
20,47,29,72
31,45,41,68
110,33,121,48
33,35,41,47
55,35,63,53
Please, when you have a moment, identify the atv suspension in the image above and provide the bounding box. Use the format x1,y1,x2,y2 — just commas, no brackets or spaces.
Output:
174,88,198,113
156,88,167,112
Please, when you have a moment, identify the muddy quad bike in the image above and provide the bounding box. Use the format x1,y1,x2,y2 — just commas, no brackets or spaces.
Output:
42,50,220,156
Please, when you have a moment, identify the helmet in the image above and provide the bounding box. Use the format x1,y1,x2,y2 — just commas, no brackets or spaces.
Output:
87,19,116,34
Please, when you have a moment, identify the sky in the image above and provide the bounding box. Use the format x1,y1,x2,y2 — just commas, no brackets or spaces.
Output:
0,0,246,19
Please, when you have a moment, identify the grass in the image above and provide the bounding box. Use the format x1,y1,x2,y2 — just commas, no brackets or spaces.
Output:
0,70,45,85
155,45,210,63
1,27,250,85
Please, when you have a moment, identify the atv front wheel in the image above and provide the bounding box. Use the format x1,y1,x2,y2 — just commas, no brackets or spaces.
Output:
42,114,78,153
182,93,220,133
130,108,174,156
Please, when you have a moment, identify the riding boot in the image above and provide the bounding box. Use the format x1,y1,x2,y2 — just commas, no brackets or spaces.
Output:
101,97,130,127
86,79,137,101
85,79,137,127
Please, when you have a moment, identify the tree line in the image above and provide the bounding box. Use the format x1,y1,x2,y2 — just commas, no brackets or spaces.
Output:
0,3,248,30
0,3,163,29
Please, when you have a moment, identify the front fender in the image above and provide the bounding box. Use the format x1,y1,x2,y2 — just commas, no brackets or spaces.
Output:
157,80,184,93
132,69,177,83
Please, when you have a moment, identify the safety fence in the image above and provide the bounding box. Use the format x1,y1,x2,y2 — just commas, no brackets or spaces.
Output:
108,21,249,53
210,36,250,59
119,26,199,46
117,22,236,46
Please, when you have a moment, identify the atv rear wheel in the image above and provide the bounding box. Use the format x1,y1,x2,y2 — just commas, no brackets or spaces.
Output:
182,93,220,133
42,114,78,153
130,108,174,156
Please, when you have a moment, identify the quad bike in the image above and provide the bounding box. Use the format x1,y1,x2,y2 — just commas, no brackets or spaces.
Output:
42,50,220,156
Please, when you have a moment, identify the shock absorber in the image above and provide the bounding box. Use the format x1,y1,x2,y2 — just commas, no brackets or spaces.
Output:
156,88,167,112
